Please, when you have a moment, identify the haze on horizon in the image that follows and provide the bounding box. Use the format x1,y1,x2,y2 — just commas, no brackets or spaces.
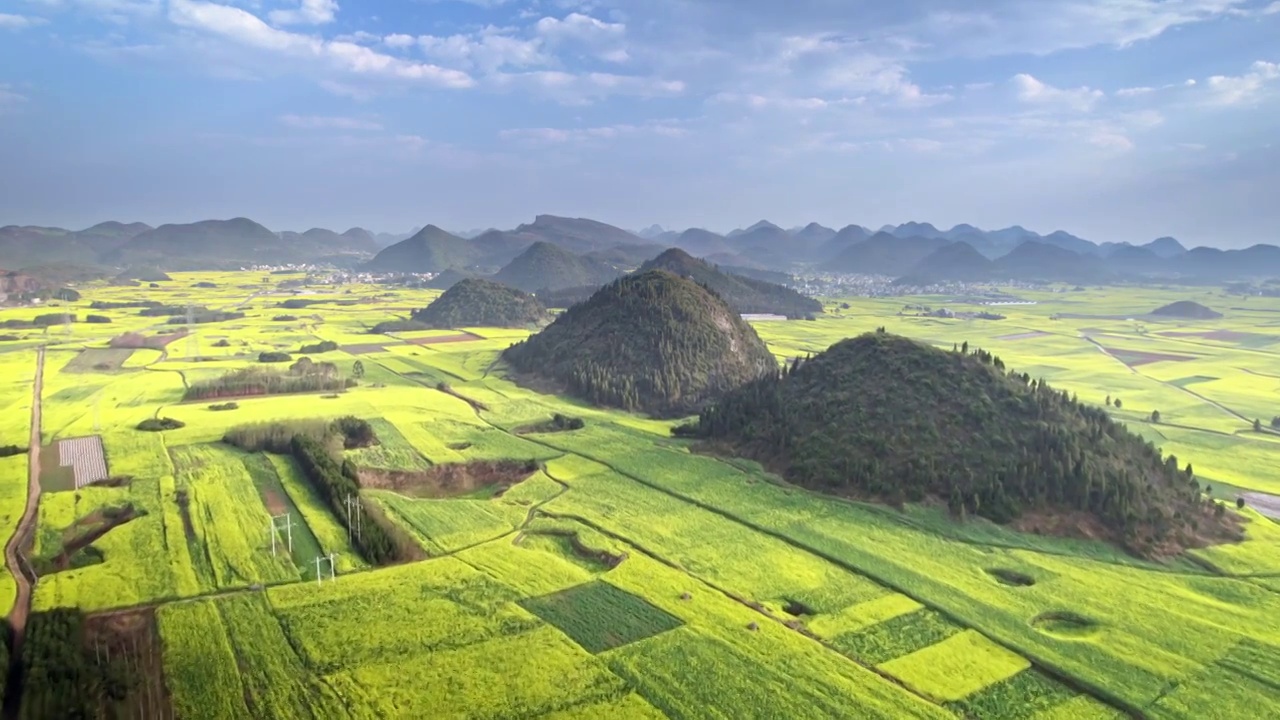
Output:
1,0,1277,247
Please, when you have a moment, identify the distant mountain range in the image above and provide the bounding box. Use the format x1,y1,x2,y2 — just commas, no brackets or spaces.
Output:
3,215,1278,283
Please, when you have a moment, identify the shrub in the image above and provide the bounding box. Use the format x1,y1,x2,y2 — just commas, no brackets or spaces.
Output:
298,340,338,354
0,445,27,458
259,351,292,363
194,282,218,288
136,418,185,432
33,313,71,327
85,315,113,324
0,335,19,342
370,319,430,334
272,315,298,322
208,402,239,411
213,339,231,347
1237,497,1246,510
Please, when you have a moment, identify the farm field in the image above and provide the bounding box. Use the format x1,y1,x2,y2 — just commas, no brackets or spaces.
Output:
1,272,1279,717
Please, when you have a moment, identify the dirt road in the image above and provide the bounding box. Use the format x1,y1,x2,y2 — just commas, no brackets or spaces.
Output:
5,346,45,653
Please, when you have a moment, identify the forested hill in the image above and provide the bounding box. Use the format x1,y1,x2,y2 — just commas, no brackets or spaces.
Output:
411,278,548,328
678,331,1238,557
638,248,821,319
502,270,777,417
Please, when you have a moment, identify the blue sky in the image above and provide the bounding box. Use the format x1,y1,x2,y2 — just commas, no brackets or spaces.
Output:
0,0,1277,246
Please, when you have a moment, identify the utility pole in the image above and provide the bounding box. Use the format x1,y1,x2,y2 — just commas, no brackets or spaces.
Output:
315,553,337,585
269,513,292,556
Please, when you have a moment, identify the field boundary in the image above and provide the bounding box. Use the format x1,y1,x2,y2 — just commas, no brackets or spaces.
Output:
4,346,45,657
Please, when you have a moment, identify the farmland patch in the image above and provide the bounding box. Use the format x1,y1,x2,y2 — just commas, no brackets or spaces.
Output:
1170,375,1219,388
831,608,961,665
1030,611,1102,639
341,343,387,354
945,669,1085,719
520,580,684,654
47,435,109,491
33,503,143,575
359,459,539,499
1160,330,1278,346
84,607,174,719
63,348,136,373
878,630,1030,702
995,331,1051,341
1100,347,1197,367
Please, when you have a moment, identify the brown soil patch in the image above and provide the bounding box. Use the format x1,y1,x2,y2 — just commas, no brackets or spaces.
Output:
85,608,174,719
342,343,387,355
358,460,538,499
261,488,289,516
406,332,483,346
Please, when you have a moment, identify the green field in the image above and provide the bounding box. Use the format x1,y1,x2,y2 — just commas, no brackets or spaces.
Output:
2,273,1279,717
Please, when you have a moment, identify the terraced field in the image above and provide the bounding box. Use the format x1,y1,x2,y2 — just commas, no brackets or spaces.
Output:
1,273,1278,718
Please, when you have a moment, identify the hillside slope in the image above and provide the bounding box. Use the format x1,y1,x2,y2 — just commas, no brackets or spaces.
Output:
638,248,821,318
363,225,474,273
411,278,548,328
492,242,621,293
503,270,777,416
1151,301,1222,319
680,331,1237,556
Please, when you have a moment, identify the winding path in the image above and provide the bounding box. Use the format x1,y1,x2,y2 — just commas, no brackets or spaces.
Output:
5,346,44,654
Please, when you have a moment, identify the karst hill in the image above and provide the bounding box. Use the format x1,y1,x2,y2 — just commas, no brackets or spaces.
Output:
1151,301,1223,319
638,248,821,318
678,331,1238,557
502,270,778,417
411,278,549,328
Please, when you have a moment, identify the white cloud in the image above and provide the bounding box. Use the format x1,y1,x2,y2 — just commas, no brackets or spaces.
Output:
279,114,382,130
534,12,628,62
383,33,414,49
710,92,838,111
1089,131,1134,151
1262,1,1280,14
168,0,474,87
418,27,546,73
1204,60,1280,105
911,1,1251,57
267,0,337,27
0,84,27,109
499,122,686,144
1115,86,1155,97
1012,73,1104,112
491,70,684,103
0,13,46,28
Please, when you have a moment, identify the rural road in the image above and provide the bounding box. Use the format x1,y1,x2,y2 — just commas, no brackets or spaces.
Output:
5,346,44,654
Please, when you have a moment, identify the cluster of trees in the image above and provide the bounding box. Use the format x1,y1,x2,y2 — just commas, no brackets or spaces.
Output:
411,278,548,329
165,310,244,325
278,298,321,309
298,340,338,354
208,402,239,411
136,418,184,432
85,315,112,324
182,363,355,401
0,314,74,329
678,331,1225,554
272,315,299,322
13,610,135,718
224,416,376,455
259,351,292,363
291,435,420,565
503,271,776,417
1272,416,1280,429
370,319,430,334
0,444,26,457
138,304,194,317
90,300,159,310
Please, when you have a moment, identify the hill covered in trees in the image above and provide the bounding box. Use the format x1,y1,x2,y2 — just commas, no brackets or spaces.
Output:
493,241,622,292
1151,301,1222,319
503,270,777,416
638,248,821,318
677,331,1237,557
411,278,549,328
